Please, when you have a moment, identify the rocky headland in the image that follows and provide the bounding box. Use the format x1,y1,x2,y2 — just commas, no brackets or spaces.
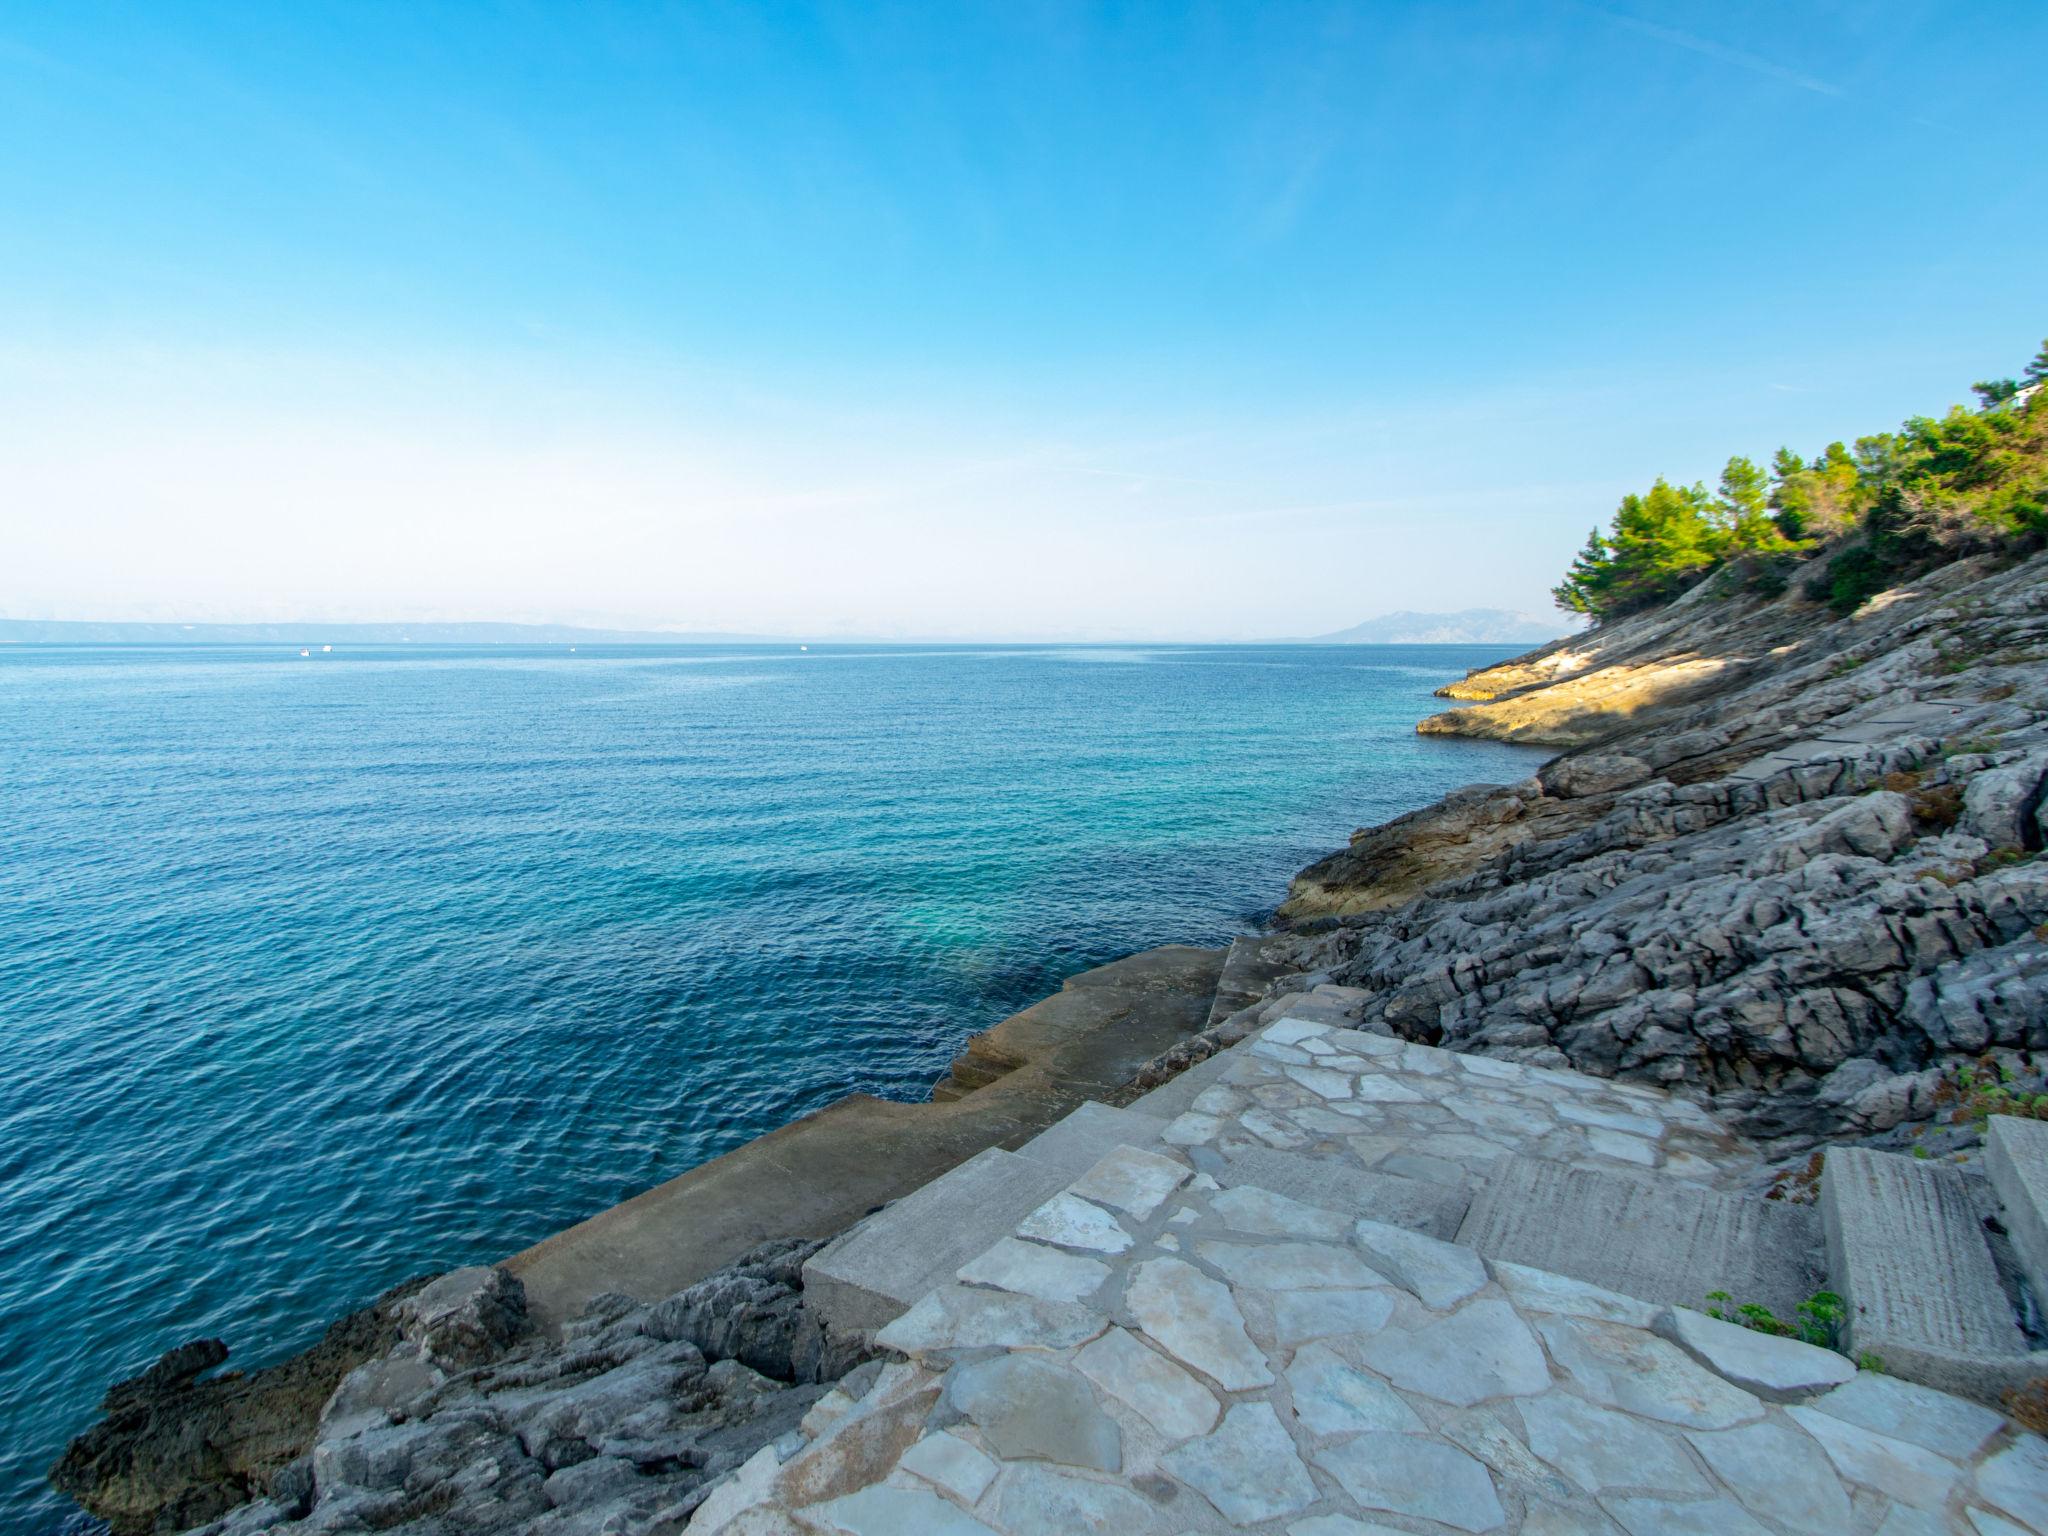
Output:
56,548,2048,1535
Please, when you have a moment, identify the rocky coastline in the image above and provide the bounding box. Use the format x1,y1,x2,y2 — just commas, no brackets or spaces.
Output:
55,549,2048,1535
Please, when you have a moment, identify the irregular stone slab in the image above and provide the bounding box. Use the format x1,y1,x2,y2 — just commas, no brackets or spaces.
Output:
1161,1111,1225,1145
873,1284,1107,1358
1069,1145,1190,1220
1285,1064,1355,1099
1784,1405,1960,1510
1585,1128,1660,1166
1820,1147,2027,1386
803,1484,1002,1536
1659,1307,1855,1401
691,1444,781,1534
1284,1342,1425,1435
1240,1107,1313,1147
1439,1404,1577,1503
1269,1287,1396,1345
1313,1431,1507,1532
956,1237,1110,1303
1487,1260,1658,1329
1124,1257,1273,1390
1352,1218,1489,1309
1556,1100,1668,1138
1164,1401,1318,1524
1969,1434,2048,1528
946,1353,1120,1472
986,1461,1165,1535
1350,1076,1428,1104
1263,1017,1331,1046
1520,1392,1707,1496
1016,1102,1172,1178
1963,1508,2033,1536
1536,1316,1763,1429
1016,1191,1133,1255
1686,1418,1855,1535
1196,1239,1386,1291
1985,1116,2048,1312
897,1430,998,1505
805,1148,1072,1332
1601,1495,1773,1535
1803,1372,2003,1460
1874,1507,1953,1536
1355,1298,1550,1405
1207,1183,1351,1240
1288,1518,1417,1536
1458,1158,1823,1322
772,1375,942,1507
1220,1147,1469,1239
1073,1325,1219,1443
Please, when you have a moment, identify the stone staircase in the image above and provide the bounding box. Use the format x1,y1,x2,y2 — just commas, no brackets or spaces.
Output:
1822,1124,2048,1404
807,1013,2048,1415
719,1011,2048,1534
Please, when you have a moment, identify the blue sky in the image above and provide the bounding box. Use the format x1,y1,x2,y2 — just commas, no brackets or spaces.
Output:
3,1,2043,639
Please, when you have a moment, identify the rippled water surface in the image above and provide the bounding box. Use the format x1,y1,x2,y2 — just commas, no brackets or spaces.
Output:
0,642,1545,1527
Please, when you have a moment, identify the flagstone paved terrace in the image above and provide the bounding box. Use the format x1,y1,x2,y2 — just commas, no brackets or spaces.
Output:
695,1018,2048,1535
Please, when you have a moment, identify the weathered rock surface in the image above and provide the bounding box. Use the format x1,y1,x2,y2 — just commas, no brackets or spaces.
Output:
60,1243,868,1536
1277,551,2048,1149
50,1275,433,1535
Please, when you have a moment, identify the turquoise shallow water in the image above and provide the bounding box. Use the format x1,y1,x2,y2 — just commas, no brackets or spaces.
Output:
0,641,1544,1528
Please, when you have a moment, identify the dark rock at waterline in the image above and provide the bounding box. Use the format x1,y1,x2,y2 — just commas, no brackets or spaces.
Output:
49,1274,437,1536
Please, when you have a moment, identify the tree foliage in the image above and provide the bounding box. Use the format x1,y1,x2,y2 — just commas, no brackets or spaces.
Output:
1555,339,2048,621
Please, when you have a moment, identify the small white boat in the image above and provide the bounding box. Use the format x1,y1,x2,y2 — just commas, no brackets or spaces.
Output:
299,648,310,657
322,644,332,653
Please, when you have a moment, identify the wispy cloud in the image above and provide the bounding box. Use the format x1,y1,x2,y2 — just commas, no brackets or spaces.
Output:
1594,9,1845,99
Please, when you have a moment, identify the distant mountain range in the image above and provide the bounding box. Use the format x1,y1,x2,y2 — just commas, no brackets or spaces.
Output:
1305,608,1572,645
0,619,787,645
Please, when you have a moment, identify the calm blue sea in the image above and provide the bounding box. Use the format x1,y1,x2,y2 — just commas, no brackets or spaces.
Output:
0,641,1544,1528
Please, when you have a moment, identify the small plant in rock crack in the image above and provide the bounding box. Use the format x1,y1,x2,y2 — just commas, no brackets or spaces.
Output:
1936,1056,2048,1125
1704,1289,1848,1350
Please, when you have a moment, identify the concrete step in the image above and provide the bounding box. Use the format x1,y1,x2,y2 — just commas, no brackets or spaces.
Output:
1821,1147,2032,1403
1457,1157,1823,1322
1206,935,1297,1030
802,1147,1072,1334
1012,1101,1169,1177
802,1102,1170,1334
1122,1047,1237,1122
1216,1146,1469,1240
1986,1115,2048,1308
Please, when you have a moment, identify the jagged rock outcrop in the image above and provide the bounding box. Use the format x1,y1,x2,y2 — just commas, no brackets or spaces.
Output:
60,1243,868,1536
1274,551,2048,1152
50,1276,434,1535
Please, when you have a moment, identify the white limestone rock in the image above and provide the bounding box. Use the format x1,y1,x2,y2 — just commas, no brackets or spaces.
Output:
1195,1238,1386,1291
1284,1342,1425,1435
1073,1325,1219,1443
1351,1218,1488,1310
955,1237,1109,1303
1354,1298,1550,1406
1163,1400,1318,1524
1659,1307,1855,1401
1016,1192,1133,1255
1123,1257,1274,1391
1068,1145,1190,1220
1537,1316,1764,1430
1312,1431,1508,1532
1519,1392,1707,1496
